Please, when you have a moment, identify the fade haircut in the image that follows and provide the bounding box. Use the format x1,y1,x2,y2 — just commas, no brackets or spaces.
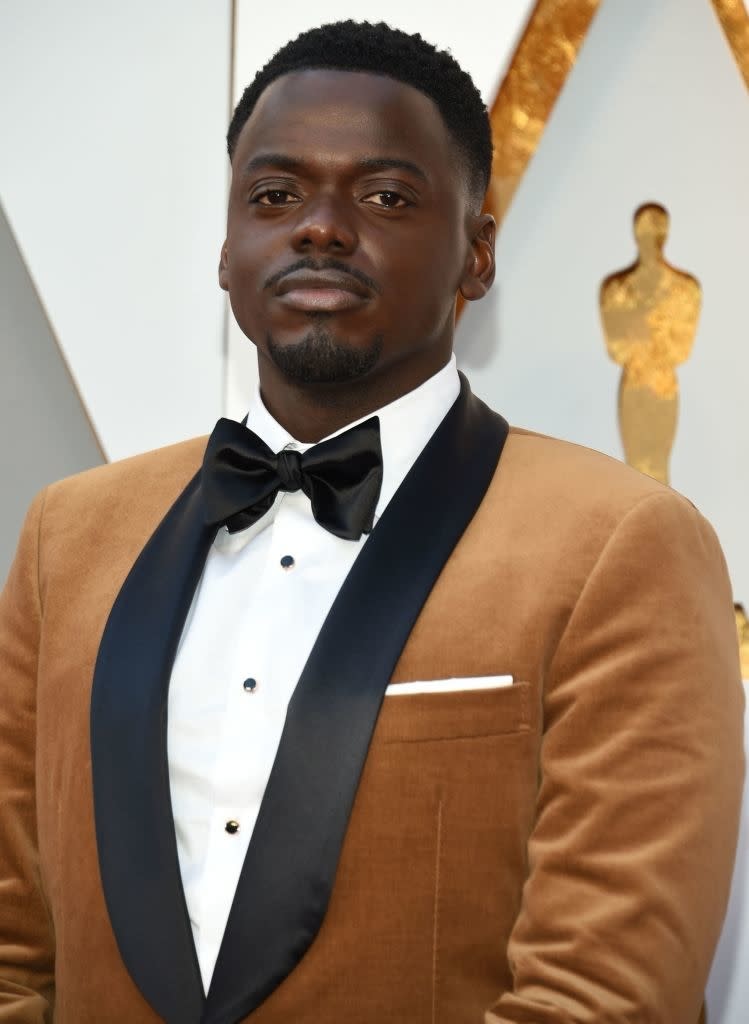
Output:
227,20,493,207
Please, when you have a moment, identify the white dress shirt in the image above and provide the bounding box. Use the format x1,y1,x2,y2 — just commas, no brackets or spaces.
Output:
167,356,460,991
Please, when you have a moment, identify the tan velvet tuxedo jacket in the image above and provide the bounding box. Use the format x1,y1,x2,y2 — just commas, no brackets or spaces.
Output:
0,383,743,1024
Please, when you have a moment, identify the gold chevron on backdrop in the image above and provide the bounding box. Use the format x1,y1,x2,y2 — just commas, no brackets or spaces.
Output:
455,0,602,319
482,0,747,236
713,0,749,90
484,0,602,229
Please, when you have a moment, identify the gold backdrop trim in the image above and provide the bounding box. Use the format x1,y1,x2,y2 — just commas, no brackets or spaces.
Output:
485,0,602,228
456,0,601,320
482,0,747,240
713,0,749,90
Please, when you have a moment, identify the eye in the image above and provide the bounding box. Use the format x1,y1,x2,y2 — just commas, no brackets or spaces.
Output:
253,189,301,207
363,191,409,209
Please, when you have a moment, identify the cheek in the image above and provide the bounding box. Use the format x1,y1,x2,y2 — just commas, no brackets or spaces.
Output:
226,239,266,307
225,261,265,338
379,242,462,325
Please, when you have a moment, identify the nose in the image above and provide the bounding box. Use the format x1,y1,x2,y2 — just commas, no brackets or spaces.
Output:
289,195,358,255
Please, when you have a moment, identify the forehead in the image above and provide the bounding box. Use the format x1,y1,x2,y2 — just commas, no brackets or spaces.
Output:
233,69,457,178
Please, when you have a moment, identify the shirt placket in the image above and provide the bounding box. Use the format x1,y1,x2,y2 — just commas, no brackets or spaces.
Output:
196,494,316,982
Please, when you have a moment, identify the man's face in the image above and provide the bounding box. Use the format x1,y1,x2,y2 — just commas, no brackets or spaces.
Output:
220,69,494,392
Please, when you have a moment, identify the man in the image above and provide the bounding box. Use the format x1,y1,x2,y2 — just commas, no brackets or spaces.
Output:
0,20,743,1024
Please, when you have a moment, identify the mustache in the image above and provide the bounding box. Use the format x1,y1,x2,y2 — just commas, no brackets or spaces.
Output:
263,258,381,295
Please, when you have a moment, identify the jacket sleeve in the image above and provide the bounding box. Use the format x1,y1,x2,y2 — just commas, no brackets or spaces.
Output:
486,490,744,1023
0,491,55,1022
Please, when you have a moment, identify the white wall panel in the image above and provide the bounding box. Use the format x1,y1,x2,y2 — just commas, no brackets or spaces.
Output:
458,0,749,603
225,0,537,418
707,681,749,1023
0,203,105,585
1,1,232,460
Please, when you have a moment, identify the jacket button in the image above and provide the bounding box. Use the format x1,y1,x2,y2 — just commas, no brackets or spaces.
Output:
225,820,240,835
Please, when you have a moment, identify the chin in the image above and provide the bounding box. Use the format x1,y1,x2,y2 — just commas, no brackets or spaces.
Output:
266,327,383,385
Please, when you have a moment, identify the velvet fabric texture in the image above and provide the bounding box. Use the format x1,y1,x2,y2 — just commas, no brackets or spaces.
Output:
89,381,509,1023
0,424,744,1023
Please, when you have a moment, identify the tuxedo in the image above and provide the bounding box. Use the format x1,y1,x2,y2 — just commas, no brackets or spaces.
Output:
167,356,462,992
0,379,743,1023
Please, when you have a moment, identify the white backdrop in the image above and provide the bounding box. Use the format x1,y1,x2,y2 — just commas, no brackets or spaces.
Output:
1,0,232,461
708,681,749,1022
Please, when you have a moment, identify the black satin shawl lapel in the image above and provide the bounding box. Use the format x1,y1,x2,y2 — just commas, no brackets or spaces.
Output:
206,376,509,1024
90,471,215,1024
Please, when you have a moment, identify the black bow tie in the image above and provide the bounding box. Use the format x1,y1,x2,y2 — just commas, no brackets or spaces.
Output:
202,415,383,541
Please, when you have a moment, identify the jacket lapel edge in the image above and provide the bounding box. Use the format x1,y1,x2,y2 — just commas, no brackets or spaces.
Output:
90,471,213,1024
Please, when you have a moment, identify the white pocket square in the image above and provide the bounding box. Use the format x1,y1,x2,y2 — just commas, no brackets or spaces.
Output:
384,675,513,696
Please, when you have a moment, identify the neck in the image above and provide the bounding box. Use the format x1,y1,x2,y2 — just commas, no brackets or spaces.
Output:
637,242,665,264
256,348,453,443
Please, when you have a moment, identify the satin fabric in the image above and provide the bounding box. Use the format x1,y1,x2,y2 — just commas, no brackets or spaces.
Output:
201,416,383,541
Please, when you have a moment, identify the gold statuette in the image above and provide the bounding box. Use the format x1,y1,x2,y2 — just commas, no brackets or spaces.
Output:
736,604,749,681
600,204,702,485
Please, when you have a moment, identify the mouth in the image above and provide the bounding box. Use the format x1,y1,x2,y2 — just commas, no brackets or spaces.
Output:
275,271,372,314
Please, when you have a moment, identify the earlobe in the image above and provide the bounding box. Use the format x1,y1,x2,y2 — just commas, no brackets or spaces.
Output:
459,215,496,302
218,242,229,292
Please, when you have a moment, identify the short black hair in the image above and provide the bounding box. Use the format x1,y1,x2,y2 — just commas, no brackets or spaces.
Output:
227,20,493,205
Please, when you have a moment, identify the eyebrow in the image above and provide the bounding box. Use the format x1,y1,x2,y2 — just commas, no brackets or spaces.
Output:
241,152,429,182
242,153,305,176
356,157,428,182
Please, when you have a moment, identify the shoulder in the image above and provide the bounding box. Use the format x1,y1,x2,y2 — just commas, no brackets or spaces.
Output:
480,424,716,575
500,425,674,511
502,424,694,511
38,435,207,545
47,435,205,497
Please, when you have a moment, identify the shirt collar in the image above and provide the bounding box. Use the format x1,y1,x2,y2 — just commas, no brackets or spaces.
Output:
246,355,461,521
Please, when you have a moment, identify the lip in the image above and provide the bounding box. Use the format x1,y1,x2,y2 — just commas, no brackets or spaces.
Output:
274,271,372,313
277,288,369,312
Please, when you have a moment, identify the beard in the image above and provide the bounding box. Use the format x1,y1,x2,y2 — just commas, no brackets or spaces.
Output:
266,321,383,385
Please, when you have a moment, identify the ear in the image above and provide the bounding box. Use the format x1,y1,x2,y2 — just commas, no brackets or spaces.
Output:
218,241,229,292
459,214,496,302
